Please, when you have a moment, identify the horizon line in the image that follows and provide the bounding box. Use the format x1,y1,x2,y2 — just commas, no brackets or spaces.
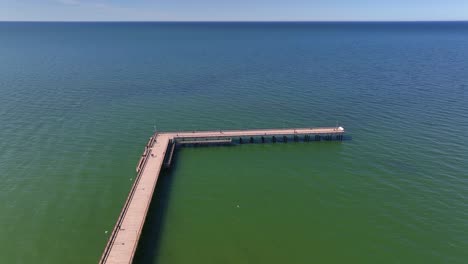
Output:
1,20,468,23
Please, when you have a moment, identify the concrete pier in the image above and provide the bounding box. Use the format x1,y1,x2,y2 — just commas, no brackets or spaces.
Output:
99,127,345,264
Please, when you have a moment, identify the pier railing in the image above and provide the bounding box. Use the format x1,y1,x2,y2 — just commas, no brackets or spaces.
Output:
99,135,156,264
99,127,344,264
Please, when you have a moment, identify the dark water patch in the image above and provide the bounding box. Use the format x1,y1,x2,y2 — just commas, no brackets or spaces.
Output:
133,169,176,264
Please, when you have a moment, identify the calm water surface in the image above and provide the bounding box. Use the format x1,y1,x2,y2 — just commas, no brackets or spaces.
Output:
0,22,467,263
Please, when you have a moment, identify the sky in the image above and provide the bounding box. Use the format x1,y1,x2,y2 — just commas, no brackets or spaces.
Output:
1,0,468,21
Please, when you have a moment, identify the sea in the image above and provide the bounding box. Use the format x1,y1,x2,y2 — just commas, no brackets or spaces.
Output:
0,22,467,263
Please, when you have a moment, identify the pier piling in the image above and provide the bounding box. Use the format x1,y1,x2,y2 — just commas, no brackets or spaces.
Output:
100,126,345,264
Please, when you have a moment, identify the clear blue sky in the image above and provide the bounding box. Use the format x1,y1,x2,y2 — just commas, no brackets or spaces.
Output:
1,0,468,21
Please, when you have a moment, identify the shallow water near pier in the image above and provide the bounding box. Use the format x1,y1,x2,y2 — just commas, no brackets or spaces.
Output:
0,22,467,263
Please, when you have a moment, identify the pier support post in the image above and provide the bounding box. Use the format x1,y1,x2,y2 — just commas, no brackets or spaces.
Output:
250,137,254,143
283,136,287,143
101,126,347,264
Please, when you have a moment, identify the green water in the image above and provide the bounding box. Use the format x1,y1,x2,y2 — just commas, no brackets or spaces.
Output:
0,22,467,263
135,141,466,263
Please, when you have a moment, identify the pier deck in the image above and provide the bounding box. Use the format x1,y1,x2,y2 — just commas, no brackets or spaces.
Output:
99,127,344,264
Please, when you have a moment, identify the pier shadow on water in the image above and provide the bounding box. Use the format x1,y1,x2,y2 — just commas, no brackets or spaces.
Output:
178,134,351,147
132,159,177,264
131,135,350,264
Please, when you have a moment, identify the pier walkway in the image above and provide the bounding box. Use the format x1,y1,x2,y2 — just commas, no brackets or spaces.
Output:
99,127,344,264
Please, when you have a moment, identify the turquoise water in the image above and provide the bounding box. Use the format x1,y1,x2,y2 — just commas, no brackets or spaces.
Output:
0,22,467,263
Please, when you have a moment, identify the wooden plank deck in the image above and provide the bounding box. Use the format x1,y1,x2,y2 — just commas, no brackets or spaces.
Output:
168,127,344,139
99,127,344,264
